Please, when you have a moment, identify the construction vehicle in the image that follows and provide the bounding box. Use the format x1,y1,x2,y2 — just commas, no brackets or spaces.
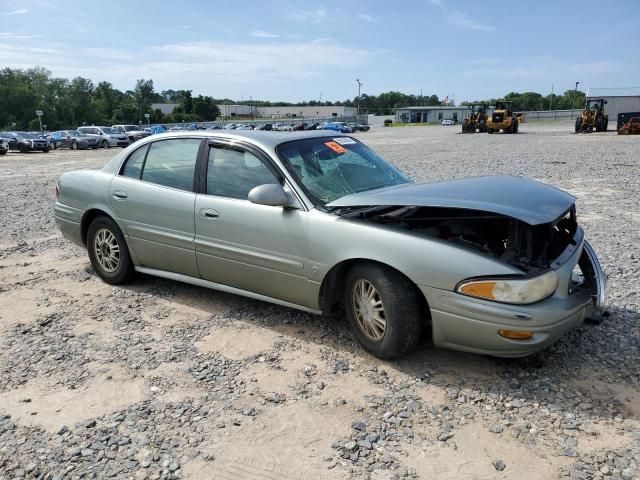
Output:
575,99,608,133
461,104,488,133
618,117,640,135
486,101,518,134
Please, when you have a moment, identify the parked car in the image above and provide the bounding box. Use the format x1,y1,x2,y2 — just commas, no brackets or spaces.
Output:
348,122,370,132
304,122,320,130
441,119,454,126
257,124,273,131
49,130,99,150
323,122,353,133
111,125,151,143
78,126,130,148
54,131,606,360
293,123,308,131
0,138,8,155
0,131,50,152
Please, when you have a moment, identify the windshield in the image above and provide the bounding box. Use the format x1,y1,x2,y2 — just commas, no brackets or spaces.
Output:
277,137,410,207
100,127,116,134
70,130,84,136
124,125,141,131
18,132,38,139
587,100,602,111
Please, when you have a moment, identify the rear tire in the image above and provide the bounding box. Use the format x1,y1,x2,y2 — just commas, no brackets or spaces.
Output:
42,149,50,153
513,119,519,133
487,128,494,134
87,216,135,285
575,117,583,133
479,120,487,133
71,141,78,150
101,140,108,148
344,263,423,360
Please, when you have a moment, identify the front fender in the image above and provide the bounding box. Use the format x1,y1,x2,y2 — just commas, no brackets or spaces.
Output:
308,210,520,292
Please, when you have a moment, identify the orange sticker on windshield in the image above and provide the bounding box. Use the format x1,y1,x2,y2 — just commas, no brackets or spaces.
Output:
324,141,347,154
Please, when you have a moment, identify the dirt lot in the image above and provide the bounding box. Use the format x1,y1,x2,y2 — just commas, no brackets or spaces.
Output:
0,123,638,480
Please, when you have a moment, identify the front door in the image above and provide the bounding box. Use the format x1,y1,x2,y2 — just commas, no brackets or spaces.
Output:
194,142,313,307
109,138,202,277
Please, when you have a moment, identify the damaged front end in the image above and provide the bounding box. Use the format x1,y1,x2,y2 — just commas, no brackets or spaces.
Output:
333,203,606,312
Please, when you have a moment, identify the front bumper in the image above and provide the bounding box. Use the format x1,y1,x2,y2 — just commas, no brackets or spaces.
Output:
419,232,606,357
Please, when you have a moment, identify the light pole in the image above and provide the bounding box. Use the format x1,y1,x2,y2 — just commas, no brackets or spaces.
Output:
356,78,363,120
572,81,580,111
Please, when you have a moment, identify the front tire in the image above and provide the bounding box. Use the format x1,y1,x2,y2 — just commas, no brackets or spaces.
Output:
575,117,582,133
71,141,78,150
344,263,423,359
101,140,108,148
87,216,135,285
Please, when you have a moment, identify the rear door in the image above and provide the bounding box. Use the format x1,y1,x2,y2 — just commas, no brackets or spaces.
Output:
194,141,313,307
109,137,203,277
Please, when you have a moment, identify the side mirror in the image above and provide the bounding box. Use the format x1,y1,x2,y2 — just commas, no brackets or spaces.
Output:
248,184,293,207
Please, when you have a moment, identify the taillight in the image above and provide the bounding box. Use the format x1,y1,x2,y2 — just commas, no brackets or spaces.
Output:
54,182,60,199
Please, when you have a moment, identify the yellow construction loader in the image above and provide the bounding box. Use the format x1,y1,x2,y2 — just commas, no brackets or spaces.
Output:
575,99,608,133
461,104,488,133
486,101,518,134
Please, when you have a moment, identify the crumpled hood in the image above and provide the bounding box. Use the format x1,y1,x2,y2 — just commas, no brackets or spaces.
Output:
326,175,575,225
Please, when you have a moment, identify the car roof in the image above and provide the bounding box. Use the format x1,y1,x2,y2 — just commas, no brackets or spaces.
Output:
141,129,338,149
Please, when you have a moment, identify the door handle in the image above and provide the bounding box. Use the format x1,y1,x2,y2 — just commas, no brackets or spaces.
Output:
113,191,128,200
199,208,220,219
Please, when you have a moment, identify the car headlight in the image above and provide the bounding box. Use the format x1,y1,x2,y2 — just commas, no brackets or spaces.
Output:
457,270,558,305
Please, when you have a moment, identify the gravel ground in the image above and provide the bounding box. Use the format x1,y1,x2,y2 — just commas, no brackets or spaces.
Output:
0,123,638,480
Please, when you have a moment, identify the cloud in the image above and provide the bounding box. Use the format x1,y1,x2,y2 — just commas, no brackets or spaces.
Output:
463,56,622,81
357,14,378,23
429,0,494,31
287,9,328,22
0,32,41,39
250,30,279,38
0,37,373,99
6,9,28,15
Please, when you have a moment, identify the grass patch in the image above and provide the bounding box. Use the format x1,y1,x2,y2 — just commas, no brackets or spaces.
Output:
388,122,441,127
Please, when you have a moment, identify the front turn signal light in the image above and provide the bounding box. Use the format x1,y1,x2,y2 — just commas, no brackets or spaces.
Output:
498,329,534,340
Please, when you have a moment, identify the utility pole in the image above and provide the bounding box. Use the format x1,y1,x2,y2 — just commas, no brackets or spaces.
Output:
572,81,580,111
549,83,554,111
356,78,363,120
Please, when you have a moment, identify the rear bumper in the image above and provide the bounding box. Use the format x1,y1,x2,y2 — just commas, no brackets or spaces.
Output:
54,202,84,247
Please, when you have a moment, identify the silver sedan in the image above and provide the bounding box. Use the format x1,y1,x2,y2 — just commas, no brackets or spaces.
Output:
53,131,606,359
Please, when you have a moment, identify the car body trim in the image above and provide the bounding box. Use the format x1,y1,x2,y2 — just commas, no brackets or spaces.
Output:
135,266,322,314
195,237,304,271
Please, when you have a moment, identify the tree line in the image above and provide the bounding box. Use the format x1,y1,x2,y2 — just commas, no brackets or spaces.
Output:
0,67,588,130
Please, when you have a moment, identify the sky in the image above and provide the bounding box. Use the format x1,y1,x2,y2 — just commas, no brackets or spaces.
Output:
1,0,639,103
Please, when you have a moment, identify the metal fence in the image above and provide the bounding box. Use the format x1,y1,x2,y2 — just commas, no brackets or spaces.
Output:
517,109,582,122
156,115,365,131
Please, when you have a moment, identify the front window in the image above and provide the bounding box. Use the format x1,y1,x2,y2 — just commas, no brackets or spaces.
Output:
277,137,409,207
124,125,141,132
100,127,116,134
206,146,280,200
18,132,38,139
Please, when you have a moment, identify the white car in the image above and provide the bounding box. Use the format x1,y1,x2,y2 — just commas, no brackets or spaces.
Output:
441,119,454,126
77,126,130,148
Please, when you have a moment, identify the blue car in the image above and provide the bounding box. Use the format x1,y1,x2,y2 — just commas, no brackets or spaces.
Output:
323,122,353,133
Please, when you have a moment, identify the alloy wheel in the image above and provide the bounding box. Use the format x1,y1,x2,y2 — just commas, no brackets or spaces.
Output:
93,228,120,273
351,279,386,342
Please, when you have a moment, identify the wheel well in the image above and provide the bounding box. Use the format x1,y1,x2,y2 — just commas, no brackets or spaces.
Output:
81,209,112,245
319,259,432,335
